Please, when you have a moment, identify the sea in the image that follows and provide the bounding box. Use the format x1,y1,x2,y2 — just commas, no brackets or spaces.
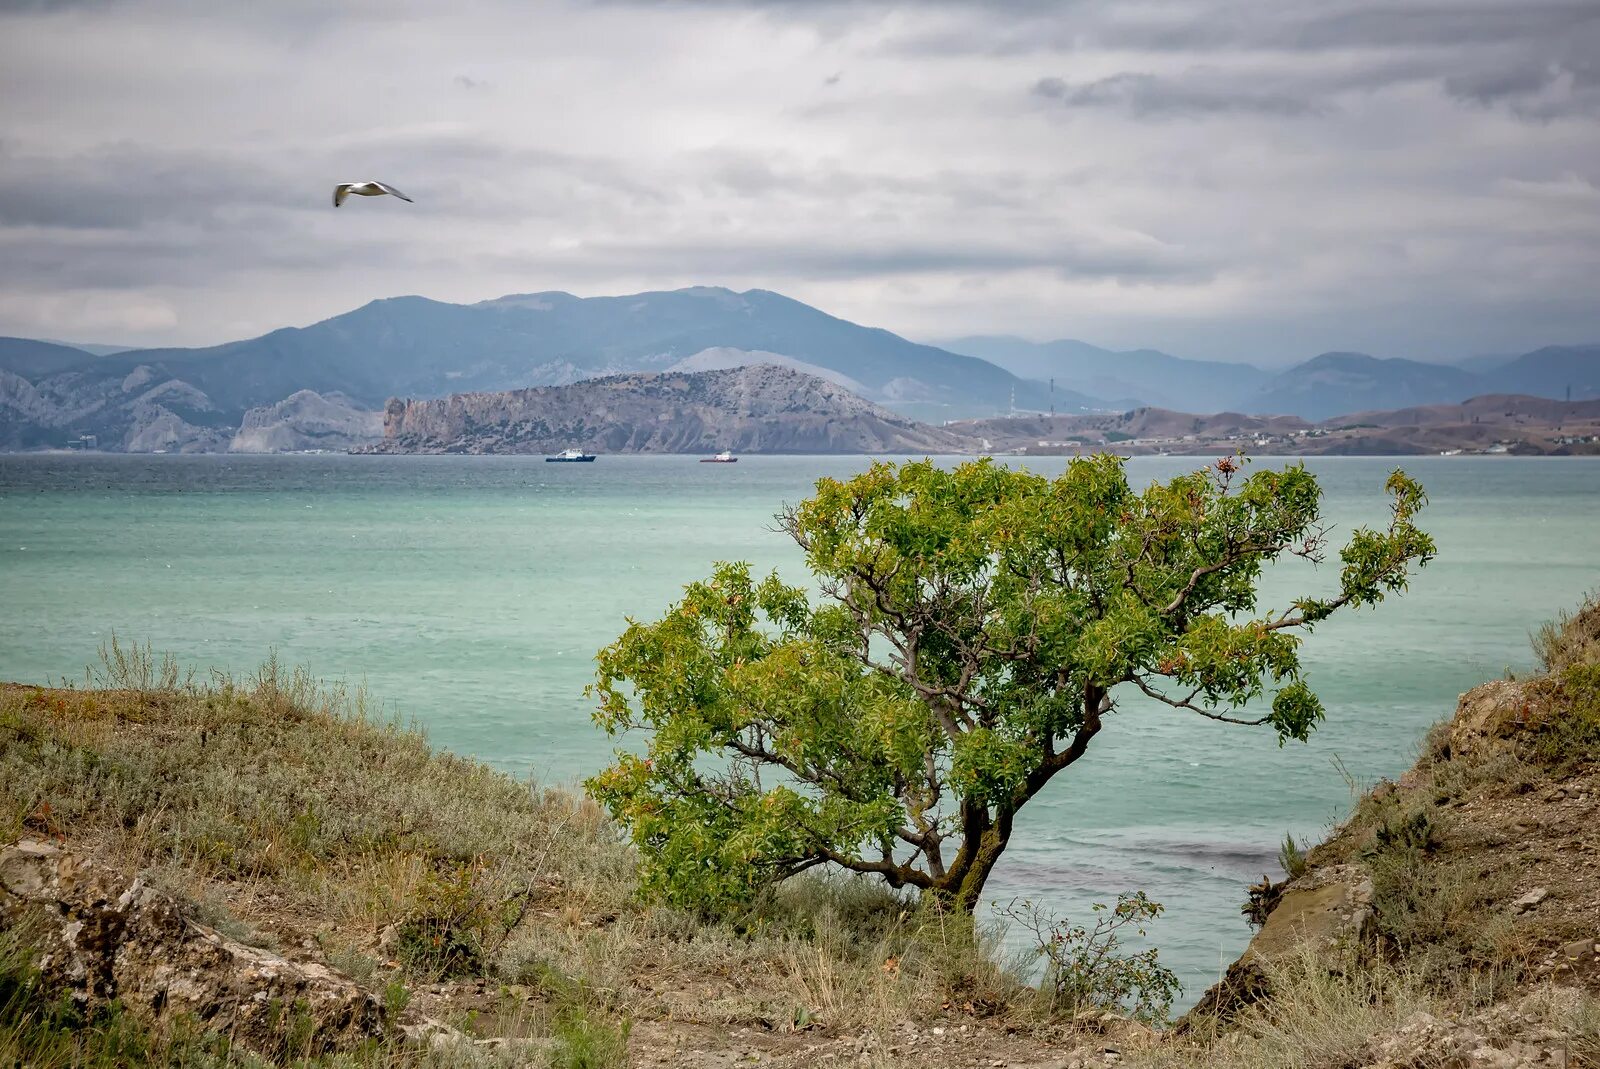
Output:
3,453,1598,1007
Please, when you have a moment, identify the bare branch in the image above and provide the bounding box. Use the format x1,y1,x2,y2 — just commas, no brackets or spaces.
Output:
1131,676,1271,727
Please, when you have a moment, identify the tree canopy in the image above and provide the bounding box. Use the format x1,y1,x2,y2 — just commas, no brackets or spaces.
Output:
586,455,1434,911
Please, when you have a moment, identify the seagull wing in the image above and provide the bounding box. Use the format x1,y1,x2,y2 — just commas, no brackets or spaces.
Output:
372,182,413,203
333,184,353,207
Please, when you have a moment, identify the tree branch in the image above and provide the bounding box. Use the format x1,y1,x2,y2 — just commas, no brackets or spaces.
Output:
1131,676,1271,727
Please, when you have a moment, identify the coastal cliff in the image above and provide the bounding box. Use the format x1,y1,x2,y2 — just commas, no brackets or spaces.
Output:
229,390,382,453
1180,598,1600,1065
367,364,972,455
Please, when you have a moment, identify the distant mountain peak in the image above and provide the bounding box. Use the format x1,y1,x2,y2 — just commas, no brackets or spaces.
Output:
1304,350,1383,365
475,291,581,310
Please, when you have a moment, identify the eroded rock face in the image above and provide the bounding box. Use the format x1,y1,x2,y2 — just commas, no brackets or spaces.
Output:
1181,864,1375,1027
1448,678,1539,758
0,838,384,1056
229,390,383,453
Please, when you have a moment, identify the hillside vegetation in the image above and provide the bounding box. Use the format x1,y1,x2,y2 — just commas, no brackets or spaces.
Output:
3,599,1600,1066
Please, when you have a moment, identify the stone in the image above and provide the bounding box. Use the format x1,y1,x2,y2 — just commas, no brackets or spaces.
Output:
0,838,384,1056
1511,887,1549,913
1560,938,1596,960
1352,991,1579,1069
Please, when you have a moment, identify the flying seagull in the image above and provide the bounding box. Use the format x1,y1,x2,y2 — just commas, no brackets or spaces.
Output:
332,181,413,207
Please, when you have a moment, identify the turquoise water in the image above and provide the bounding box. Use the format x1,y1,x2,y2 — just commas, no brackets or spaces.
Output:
3,453,1598,1004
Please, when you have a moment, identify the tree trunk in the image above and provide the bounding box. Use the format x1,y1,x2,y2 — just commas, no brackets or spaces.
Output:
932,817,1012,913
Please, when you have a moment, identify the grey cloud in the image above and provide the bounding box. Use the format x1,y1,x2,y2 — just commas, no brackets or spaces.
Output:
887,0,1600,121
0,132,671,235
1020,4,1600,122
0,0,115,11
885,0,1598,56
1033,72,1322,117
1438,19,1600,117
690,149,1041,210
0,145,309,230
0,224,382,289
483,232,1213,285
0,0,1596,358
1269,3,1597,52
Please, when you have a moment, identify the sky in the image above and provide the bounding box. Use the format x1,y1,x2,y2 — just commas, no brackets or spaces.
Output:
0,0,1597,364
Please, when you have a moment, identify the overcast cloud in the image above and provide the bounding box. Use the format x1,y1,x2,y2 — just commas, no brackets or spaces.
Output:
0,0,1596,362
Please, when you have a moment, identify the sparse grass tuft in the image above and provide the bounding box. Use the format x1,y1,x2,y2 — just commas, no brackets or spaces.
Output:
1277,834,1308,881
1532,591,1600,675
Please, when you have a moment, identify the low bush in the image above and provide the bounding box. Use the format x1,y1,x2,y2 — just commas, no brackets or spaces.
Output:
997,892,1180,1023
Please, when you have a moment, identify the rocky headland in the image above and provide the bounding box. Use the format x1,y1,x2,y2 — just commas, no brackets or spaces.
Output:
366,363,971,455
228,390,384,453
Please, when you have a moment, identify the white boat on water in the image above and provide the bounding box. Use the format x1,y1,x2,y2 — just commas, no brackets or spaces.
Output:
700,450,738,463
546,449,596,463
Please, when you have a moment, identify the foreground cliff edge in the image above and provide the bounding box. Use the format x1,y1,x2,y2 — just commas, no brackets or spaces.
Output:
2,605,1598,1068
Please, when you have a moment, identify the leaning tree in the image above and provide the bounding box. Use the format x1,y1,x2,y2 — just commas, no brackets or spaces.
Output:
586,455,1433,912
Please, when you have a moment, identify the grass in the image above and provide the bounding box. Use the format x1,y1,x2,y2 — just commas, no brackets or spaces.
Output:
0,641,1035,1067
1141,948,1599,1069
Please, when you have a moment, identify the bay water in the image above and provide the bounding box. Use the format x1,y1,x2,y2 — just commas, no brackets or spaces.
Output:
3,453,1598,1005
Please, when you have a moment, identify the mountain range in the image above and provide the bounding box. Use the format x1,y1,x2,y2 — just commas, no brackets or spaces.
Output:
940,336,1268,413
0,286,1595,452
942,337,1600,423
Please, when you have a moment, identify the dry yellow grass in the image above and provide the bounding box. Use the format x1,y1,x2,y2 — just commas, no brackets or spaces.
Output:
0,641,1037,1068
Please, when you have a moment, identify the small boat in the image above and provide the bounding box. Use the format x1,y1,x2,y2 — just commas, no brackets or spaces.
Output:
545,449,596,463
700,450,738,464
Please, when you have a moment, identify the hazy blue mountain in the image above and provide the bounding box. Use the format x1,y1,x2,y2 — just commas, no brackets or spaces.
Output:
1453,353,1517,374
0,337,101,380
81,287,1086,420
941,334,1267,414
1243,352,1483,421
1,287,1106,450
40,340,135,357
1484,345,1600,401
